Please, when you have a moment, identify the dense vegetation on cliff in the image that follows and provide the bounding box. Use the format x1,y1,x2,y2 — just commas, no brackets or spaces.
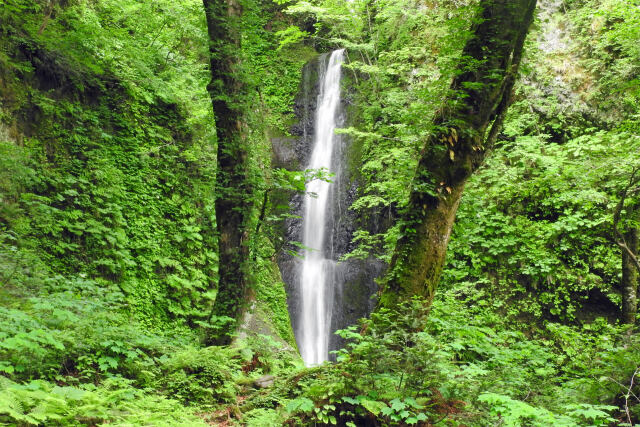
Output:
0,0,639,425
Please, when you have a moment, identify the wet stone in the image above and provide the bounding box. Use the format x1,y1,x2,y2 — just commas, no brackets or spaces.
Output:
254,375,275,389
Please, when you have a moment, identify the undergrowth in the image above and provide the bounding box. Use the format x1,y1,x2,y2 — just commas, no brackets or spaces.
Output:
239,294,639,426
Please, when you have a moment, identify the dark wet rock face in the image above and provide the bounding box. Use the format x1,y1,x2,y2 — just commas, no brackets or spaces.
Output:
275,54,385,360
271,137,298,170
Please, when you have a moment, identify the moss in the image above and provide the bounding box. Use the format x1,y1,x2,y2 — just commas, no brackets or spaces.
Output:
0,27,218,326
253,254,297,347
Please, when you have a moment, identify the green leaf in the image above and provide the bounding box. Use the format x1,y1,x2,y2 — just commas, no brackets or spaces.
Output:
361,399,388,416
390,398,406,411
342,396,359,405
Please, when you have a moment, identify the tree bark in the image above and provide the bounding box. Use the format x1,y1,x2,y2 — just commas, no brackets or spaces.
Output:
202,0,251,342
621,209,638,324
379,0,537,309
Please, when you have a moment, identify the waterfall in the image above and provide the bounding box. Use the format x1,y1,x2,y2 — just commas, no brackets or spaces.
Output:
299,49,345,366
276,48,381,366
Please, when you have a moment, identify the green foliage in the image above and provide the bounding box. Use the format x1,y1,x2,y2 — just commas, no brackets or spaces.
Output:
240,3,640,425
275,26,310,51
0,278,198,383
0,0,218,324
2,0,640,426
243,407,285,426
0,376,207,426
1,0,306,342
478,393,616,427
281,0,479,263
246,292,636,426
443,127,640,321
0,0,308,422
158,346,240,405
567,0,640,119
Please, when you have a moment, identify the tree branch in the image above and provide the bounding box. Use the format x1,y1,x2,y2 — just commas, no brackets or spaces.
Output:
612,167,640,273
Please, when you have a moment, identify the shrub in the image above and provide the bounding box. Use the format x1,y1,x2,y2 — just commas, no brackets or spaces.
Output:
158,346,240,405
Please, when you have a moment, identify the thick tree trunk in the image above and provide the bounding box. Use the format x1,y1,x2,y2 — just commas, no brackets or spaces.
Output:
622,219,638,324
379,0,537,308
202,0,251,342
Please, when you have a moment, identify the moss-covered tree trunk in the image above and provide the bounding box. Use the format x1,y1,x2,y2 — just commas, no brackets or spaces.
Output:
379,0,537,308
202,0,251,342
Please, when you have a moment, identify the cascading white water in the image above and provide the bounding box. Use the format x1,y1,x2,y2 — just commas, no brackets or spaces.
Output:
299,49,345,366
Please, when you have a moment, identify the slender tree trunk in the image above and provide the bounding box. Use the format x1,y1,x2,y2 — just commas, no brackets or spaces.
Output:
612,172,640,324
379,0,537,308
202,0,251,342
622,211,638,324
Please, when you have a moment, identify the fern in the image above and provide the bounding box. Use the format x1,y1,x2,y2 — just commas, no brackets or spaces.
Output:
0,378,207,426
478,393,617,427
